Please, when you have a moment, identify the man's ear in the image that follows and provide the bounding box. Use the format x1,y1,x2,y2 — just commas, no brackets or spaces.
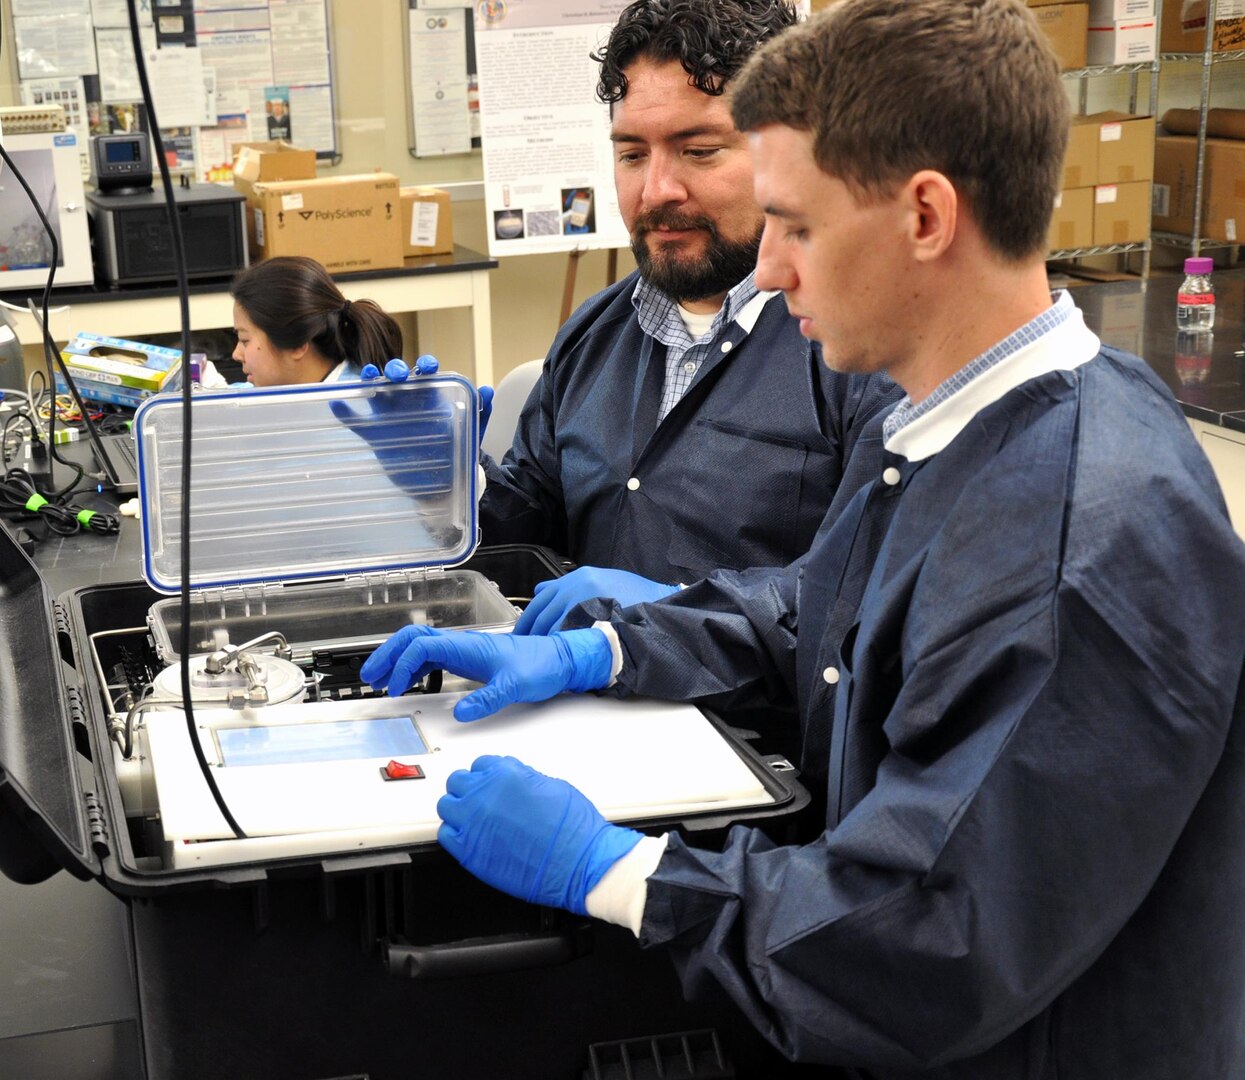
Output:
902,169,958,263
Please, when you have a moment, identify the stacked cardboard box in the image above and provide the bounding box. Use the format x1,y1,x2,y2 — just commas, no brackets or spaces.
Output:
1160,0,1245,53
1028,0,1090,69
1049,111,1154,252
1153,135,1245,243
1087,0,1157,63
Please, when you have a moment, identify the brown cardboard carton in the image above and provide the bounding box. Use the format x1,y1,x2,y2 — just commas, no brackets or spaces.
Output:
251,173,404,273
1063,116,1100,188
400,187,454,257
1090,111,1155,184
1092,179,1151,245
233,141,318,255
1032,3,1089,69
1153,135,1245,243
1160,0,1245,53
1048,187,1095,251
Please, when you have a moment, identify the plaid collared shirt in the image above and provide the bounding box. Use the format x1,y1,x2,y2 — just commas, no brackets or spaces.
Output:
883,290,1074,442
633,271,763,422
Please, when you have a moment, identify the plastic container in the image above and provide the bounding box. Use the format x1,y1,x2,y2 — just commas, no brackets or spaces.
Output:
1177,256,1215,331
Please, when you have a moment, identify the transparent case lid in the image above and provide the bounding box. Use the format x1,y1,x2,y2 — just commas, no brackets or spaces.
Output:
134,376,480,594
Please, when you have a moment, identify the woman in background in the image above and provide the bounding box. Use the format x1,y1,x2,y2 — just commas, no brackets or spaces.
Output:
229,256,404,386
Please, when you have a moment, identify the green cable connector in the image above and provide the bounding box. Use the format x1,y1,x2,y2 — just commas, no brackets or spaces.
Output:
25,494,48,513
76,509,97,527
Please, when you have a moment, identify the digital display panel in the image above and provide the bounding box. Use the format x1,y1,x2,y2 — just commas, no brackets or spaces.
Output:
215,716,427,767
104,139,143,164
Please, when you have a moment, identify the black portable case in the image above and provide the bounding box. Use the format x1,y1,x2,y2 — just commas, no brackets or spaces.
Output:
0,534,810,1079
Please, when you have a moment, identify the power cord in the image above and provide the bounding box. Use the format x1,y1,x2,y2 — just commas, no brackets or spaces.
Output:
0,468,120,537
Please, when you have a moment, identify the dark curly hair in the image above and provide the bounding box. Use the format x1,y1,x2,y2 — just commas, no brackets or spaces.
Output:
594,0,799,104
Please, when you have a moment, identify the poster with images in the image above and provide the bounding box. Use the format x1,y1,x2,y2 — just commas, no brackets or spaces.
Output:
473,0,630,256
21,76,92,178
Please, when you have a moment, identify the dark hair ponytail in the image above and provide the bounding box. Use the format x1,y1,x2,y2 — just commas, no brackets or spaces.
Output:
230,256,403,370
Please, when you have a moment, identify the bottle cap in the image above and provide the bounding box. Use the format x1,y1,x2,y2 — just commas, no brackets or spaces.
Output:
1184,257,1214,274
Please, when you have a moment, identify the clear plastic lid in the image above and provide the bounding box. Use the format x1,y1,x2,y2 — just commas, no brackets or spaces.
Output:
134,376,480,594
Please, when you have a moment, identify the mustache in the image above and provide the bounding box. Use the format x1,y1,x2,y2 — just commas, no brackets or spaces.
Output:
633,208,717,239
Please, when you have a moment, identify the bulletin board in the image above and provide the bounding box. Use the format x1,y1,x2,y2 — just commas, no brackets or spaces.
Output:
11,0,340,184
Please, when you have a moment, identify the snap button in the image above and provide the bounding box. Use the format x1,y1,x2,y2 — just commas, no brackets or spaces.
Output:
822,666,840,685
627,477,641,491
882,467,901,486
720,340,733,353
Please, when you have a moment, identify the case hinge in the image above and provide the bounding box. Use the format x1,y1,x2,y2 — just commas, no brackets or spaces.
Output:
199,581,280,619
348,569,440,608
52,601,73,638
83,791,109,855
66,686,87,728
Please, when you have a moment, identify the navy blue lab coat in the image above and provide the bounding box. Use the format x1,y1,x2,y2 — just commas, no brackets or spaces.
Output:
572,347,1245,1077
479,270,902,582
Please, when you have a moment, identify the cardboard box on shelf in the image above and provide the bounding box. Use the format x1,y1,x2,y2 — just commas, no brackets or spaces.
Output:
250,173,404,273
1049,187,1095,251
1063,116,1101,187
232,141,317,192
1153,135,1245,243
1086,16,1157,62
1092,179,1152,245
1091,110,1155,184
400,187,454,257
1088,0,1154,19
1159,0,1245,53
1032,3,1089,69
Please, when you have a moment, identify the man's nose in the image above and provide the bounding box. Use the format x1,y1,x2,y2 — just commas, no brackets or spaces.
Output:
755,224,795,293
641,150,688,208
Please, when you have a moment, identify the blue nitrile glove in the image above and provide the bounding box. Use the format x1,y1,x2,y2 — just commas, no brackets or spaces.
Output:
437,755,642,914
330,356,459,500
359,354,440,381
366,357,492,449
359,626,613,721
515,566,680,636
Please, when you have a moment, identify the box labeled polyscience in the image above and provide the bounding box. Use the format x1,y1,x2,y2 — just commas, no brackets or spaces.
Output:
251,173,403,272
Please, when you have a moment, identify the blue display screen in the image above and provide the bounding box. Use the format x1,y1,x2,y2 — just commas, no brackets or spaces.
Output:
215,716,427,767
104,139,142,164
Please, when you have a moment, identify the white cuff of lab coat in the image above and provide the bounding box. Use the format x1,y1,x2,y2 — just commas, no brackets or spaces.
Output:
592,620,623,686
585,833,668,934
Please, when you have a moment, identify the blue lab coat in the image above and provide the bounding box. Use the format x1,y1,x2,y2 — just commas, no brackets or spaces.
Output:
479,270,902,582
574,347,1245,1077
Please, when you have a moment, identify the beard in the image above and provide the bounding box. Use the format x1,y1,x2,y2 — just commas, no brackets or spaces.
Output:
631,207,762,303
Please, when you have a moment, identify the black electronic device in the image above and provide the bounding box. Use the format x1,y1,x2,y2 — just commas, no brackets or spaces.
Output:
89,133,153,195
86,185,247,285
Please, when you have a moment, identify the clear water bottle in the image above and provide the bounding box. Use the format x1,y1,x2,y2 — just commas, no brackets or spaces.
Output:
1177,257,1215,331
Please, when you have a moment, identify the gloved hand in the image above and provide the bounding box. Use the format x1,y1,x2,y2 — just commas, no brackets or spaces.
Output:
359,625,613,721
515,566,680,636
438,755,642,914
369,356,494,450
331,355,461,503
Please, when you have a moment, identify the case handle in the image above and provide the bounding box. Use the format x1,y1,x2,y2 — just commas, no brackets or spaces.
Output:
383,922,593,980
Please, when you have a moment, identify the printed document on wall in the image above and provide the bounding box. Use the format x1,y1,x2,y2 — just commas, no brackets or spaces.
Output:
474,0,630,256
411,6,472,157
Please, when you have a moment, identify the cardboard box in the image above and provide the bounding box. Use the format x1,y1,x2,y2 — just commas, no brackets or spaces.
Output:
400,187,453,257
1091,111,1154,184
1063,116,1101,187
1159,0,1245,53
1026,0,1073,7
1088,0,1154,19
60,332,181,393
1153,135,1245,243
1086,17,1157,62
1092,179,1152,244
1049,187,1095,251
1033,3,1089,69
232,140,317,191
251,173,404,273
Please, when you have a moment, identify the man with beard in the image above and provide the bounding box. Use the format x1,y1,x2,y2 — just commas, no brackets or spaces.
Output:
477,0,900,632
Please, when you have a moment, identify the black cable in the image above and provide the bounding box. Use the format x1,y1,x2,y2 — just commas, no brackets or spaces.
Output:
126,0,245,839
0,469,120,536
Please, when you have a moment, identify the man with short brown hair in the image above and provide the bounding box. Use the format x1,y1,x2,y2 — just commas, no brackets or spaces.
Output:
366,3,1245,1074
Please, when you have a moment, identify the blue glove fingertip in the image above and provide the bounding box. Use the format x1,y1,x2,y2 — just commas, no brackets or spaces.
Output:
414,354,440,375
360,363,381,380
384,357,411,382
